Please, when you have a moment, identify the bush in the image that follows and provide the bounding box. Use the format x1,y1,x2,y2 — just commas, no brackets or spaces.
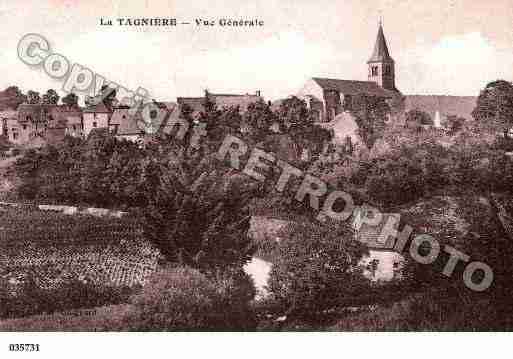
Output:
364,155,426,207
129,266,256,331
268,220,370,321
0,273,132,319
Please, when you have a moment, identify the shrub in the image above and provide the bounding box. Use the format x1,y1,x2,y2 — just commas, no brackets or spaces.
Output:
364,155,425,207
0,273,132,319
268,220,369,320
141,150,257,271
129,266,256,331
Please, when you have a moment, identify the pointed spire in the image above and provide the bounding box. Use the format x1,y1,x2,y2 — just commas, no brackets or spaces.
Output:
368,23,393,63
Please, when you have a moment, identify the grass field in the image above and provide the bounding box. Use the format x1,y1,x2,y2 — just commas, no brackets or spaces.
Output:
0,303,134,331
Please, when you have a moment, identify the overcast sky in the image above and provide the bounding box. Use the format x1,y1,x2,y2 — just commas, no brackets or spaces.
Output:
1,0,512,102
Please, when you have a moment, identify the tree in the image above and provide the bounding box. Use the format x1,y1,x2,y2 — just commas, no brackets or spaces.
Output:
0,86,26,109
26,90,41,104
242,99,277,143
406,109,433,127
140,145,259,271
276,96,314,132
41,89,60,105
445,115,465,134
364,149,427,207
351,93,390,148
273,96,332,162
268,220,369,319
99,85,118,109
472,80,513,133
62,92,79,107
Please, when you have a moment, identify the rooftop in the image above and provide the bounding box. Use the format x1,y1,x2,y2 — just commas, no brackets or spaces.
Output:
312,77,396,98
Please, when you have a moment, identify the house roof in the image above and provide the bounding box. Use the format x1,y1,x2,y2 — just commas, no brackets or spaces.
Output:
403,95,477,121
351,206,400,249
368,24,394,63
312,77,396,98
177,93,262,114
83,102,112,113
213,93,261,112
110,109,144,136
112,103,178,136
177,97,205,114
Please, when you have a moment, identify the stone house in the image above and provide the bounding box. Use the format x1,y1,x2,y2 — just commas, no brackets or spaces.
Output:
0,109,19,143
82,102,112,137
351,207,404,281
15,104,83,145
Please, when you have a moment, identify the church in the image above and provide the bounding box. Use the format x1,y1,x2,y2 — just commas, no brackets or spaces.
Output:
297,23,476,125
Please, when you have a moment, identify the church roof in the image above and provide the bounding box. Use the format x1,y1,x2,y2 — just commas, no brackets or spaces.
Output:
368,24,393,63
312,77,396,98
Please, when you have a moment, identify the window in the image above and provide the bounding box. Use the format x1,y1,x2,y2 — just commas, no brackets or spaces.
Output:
384,65,391,75
26,116,32,122
345,136,353,154
22,125,27,130
12,132,18,140
92,122,97,128
371,66,379,76
343,95,352,110
150,110,158,119
72,125,76,130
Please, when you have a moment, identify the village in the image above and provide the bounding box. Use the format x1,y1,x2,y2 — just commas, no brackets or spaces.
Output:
1,24,481,149
0,20,512,332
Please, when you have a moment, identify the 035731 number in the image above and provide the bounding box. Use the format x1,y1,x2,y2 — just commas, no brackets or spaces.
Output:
9,344,40,352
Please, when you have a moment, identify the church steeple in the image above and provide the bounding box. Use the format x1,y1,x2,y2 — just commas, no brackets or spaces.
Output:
367,22,397,91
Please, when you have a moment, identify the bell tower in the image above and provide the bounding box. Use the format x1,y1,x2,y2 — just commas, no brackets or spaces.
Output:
367,21,397,91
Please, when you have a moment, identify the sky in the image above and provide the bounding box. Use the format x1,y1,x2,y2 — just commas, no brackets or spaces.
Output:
0,0,512,103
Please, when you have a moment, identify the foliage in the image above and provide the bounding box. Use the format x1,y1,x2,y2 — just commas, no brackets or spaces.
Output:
331,288,504,331
405,109,432,128
0,272,132,319
444,115,466,134
0,86,26,109
472,80,513,131
130,266,255,331
26,90,41,104
268,220,369,319
62,92,79,107
140,144,258,271
242,99,277,143
350,93,390,148
99,85,118,109
362,149,426,208
15,132,147,207
41,89,60,105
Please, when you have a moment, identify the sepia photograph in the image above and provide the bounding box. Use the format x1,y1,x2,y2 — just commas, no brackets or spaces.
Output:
0,0,512,356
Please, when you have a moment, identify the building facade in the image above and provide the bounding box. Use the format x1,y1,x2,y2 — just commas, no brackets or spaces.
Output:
297,24,400,123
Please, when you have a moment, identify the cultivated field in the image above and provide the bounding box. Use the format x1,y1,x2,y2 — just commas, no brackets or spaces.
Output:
0,206,160,289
